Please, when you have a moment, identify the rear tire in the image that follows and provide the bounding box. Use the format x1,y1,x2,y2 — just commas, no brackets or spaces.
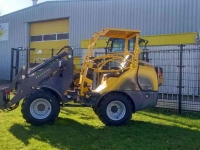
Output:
97,93,132,126
21,89,60,126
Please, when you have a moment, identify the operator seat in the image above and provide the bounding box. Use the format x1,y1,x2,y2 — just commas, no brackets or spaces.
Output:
103,54,132,78
119,55,132,70
86,57,99,80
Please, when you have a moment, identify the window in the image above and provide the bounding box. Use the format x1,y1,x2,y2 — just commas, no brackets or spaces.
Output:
57,33,69,40
108,37,136,52
30,33,69,42
111,39,125,52
30,35,42,42
43,34,56,41
128,38,136,51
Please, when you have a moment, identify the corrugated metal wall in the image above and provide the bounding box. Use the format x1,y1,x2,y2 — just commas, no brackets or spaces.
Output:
0,0,200,79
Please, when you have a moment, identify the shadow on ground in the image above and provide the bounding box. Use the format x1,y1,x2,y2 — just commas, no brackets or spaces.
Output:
9,116,200,150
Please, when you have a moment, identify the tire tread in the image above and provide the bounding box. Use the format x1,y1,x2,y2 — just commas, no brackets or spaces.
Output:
97,92,132,126
21,89,60,126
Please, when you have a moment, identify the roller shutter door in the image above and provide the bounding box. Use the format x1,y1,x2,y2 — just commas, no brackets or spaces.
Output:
29,19,80,66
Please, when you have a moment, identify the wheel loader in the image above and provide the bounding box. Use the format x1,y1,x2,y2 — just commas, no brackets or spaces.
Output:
0,28,163,126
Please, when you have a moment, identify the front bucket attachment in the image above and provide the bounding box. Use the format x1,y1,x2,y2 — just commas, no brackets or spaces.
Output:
0,89,19,111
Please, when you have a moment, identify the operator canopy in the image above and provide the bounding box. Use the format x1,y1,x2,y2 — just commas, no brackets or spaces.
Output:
99,28,141,39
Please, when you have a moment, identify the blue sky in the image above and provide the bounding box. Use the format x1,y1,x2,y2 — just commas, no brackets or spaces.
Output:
0,0,54,15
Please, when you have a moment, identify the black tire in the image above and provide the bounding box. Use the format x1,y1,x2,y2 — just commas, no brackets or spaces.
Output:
21,89,60,126
97,93,132,126
92,106,98,115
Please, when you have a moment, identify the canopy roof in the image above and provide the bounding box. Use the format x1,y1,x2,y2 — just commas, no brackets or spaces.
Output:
98,28,141,39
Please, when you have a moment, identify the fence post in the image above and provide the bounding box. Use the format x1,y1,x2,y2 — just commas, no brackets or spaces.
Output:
15,49,20,77
14,49,20,90
10,48,14,82
178,44,185,114
25,47,30,74
51,48,54,57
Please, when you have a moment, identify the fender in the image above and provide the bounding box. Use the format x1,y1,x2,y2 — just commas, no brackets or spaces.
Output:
40,85,64,102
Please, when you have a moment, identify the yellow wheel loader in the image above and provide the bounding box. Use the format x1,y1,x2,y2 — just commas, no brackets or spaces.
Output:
0,28,163,126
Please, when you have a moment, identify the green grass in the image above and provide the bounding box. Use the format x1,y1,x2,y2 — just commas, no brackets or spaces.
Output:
0,106,200,150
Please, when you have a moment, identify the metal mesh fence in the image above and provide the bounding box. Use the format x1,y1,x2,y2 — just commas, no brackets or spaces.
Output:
28,48,83,69
139,44,200,112
141,49,180,112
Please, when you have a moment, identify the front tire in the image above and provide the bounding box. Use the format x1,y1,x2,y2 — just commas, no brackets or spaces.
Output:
21,89,60,126
92,106,98,115
97,93,132,126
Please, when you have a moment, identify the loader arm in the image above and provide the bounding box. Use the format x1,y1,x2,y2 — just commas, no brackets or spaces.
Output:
0,47,74,110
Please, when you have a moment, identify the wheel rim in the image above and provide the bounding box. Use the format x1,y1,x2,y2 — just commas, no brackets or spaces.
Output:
106,101,126,121
30,98,52,119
